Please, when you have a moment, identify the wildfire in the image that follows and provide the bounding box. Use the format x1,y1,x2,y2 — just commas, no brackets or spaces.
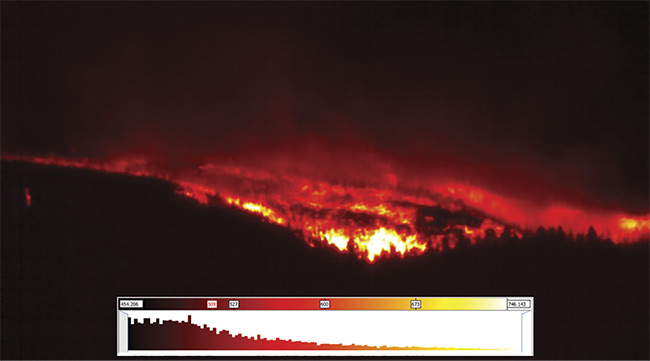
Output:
223,197,287,226
24,187,31,207
4,153,649,262
617,216,650,235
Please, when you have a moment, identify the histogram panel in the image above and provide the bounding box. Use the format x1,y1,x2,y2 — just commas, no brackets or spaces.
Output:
117,297,534,356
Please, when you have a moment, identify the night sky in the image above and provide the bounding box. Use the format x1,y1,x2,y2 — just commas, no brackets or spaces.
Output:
2,2,648,211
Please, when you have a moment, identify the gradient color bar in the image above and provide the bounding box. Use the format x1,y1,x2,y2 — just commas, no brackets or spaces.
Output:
119,297,507,311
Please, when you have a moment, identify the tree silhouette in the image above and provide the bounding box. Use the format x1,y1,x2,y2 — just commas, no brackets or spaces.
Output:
586,226,598,243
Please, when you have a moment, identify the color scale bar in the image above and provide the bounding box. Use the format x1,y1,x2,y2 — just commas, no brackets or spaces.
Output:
119,297,507,311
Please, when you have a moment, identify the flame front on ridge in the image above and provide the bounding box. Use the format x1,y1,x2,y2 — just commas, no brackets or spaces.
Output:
4,153,649,262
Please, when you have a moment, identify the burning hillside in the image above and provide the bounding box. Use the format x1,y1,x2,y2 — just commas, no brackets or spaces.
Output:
4,143,648,263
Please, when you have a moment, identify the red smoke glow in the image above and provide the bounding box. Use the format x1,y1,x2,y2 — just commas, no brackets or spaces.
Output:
4,146,648,262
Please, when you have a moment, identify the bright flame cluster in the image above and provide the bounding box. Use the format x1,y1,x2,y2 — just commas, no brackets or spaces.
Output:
5,154,649,263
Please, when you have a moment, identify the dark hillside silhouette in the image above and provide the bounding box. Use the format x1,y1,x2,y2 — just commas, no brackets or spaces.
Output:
2,161,648,359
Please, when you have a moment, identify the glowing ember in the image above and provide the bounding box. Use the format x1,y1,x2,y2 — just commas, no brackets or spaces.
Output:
176,181,217,205
619,216,647,231
224,197,287,226
24,187,31,207
3,153,648,262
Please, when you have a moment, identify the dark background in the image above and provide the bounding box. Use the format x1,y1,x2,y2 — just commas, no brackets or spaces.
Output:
2,1,648,212
1,1,649,360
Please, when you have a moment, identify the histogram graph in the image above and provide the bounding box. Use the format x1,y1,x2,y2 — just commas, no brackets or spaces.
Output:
117,297,533,356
